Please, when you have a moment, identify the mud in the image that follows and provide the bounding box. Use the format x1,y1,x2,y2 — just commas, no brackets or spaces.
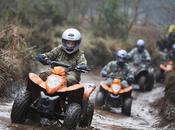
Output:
0,73,165,130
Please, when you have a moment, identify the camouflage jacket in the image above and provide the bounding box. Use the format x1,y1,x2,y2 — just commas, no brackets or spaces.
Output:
42,45,87,83
128,48,151,65
101,61,134,80
43,45,87,65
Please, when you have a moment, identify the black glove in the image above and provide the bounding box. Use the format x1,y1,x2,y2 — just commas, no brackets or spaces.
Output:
76,64,90,71
101,71,108,77
36,54,50,65
127,76,134,85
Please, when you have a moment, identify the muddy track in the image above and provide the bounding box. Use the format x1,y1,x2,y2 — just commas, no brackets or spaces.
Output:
0,73,164,130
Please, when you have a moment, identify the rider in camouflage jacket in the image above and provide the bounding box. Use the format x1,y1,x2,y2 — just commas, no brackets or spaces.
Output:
128,39,151,65
101,50,134,87
36,28,87,86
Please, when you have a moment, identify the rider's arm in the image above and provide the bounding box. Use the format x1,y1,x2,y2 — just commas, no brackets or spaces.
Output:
77,51,87,65
36,47,60,65
126,64,134,85
128,48,136,61
144,50,151,62
100,61,113,77
43,46,60,61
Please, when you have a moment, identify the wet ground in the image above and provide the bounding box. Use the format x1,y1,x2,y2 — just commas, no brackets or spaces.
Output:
0,73,165,130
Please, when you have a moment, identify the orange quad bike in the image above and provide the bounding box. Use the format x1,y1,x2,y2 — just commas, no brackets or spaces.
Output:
155,60,175,82
95,78,132,116
10,61,96,129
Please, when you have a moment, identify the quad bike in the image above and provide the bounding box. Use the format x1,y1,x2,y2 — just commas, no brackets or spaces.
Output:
10,61,96,129
95,78,132,116
129,63,154,92
155,60,175,83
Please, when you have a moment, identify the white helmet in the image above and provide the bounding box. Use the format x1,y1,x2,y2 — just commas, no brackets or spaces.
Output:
136,39,145,46
62,28,81,54
172,43,175,49
172,43,175,54
136,39,145,52
117,49,128,66
117,49,128,59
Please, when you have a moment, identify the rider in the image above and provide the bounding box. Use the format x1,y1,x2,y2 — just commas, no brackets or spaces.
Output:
101,49,134,88
157,24,175,52
157,43,175,82
36,28,87,86
128,39,151,65
164,43,175,64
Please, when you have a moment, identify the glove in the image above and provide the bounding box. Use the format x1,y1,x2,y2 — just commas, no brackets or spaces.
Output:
101,71,108,77
127,76,134,85
36,54,50,65
76,64,90,71
105,78,113,85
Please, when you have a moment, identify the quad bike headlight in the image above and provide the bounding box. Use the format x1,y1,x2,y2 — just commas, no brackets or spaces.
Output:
47,75,62,88
112,84,120,92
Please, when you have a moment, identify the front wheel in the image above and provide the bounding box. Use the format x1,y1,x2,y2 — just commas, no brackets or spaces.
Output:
79,102,94,128
63,103,81,129
11,90,32,123
122,98,132,116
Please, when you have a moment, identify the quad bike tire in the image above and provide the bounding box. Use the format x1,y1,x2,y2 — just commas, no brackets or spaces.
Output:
154,69,162,82
11,90,32,123
79,102,94,127
138,76,147,92
155,69,165,83
146,74,154,91
122,97,132,116
63,103,81,129
95,91,105,107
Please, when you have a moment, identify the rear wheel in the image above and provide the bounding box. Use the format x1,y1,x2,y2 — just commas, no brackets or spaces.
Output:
79,102,94,128
63,103,81,129
154,69,161,82
122,98,132,116
146,74,154,91
95,91,105,107
155,68,166,83
11,90,32,123
138,76,147,92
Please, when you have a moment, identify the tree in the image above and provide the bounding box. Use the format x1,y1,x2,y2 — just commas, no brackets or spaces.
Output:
94,0,128,39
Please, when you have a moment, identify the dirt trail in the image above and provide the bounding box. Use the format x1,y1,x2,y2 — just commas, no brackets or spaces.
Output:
0,73,164,130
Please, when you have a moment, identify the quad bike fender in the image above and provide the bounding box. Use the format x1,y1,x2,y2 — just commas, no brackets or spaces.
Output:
83,83,96,99
119,86,132,94
82,83,96,113
100,81,113,93
29,73,84,92
29,73,46,89
57,84,84,92
100,81,132,94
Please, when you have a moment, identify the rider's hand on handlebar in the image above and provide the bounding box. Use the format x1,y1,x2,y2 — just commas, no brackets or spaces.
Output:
36,54,50,65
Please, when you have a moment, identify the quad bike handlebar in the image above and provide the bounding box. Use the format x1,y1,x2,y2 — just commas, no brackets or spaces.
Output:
49,61,90,73
36,54,90,73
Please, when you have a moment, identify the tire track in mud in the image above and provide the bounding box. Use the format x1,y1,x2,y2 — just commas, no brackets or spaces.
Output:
0,73,164,130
